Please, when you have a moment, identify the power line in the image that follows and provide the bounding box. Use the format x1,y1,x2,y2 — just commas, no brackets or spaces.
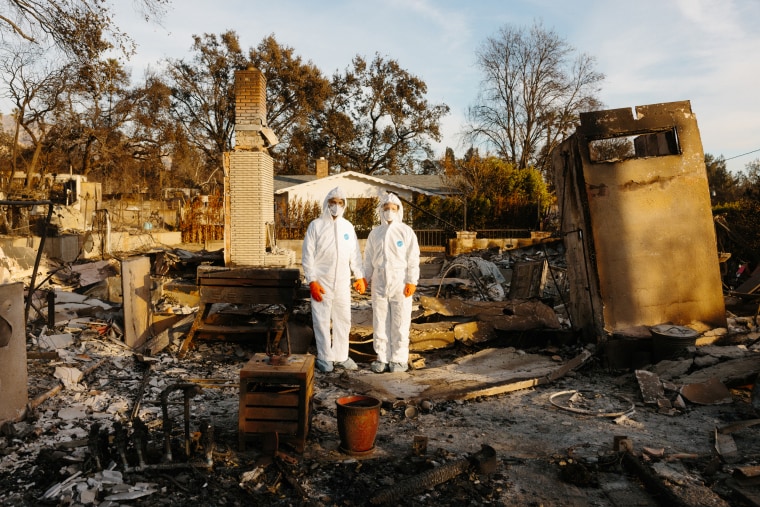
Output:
724,148,760,161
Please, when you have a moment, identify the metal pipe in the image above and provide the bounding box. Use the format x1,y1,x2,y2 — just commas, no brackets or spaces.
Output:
5,200,55,324
113,421,130,469
130,364,153,422
132,417,148,469
46,290,55,328
160,382,203,462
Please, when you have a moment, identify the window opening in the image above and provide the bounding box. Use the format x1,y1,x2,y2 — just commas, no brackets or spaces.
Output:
588,128,680,163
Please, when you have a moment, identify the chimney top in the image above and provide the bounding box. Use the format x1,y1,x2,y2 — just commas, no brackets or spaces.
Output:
316,158,328,179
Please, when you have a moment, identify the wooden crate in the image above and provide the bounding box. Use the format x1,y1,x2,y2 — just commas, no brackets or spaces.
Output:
239,353,314,452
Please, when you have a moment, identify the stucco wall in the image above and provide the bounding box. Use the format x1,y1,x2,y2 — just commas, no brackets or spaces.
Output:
0,283,27,420
553,101,726,339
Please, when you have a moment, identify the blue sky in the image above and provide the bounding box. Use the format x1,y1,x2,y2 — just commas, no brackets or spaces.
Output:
114,0,760,174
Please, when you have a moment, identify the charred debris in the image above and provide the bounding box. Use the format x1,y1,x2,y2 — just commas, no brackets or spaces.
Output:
1,98,760,506
0,229,755,505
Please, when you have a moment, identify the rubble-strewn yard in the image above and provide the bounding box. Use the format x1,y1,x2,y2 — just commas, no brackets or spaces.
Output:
1,243,760,506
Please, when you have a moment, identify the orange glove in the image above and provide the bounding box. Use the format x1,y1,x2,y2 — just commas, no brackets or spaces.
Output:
404,283,416,297
353,278,367,294
309,281,325,302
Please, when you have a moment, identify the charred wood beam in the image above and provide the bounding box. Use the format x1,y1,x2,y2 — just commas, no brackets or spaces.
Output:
370,444,496,505
621,452,696,507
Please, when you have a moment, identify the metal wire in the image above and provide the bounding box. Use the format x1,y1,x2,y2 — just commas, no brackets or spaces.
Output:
435,261,491,300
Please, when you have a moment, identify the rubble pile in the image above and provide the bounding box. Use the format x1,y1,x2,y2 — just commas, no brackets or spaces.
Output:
0,244,759,505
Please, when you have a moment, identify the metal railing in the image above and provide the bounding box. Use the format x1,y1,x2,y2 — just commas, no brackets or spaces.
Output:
414,229,456,249
474,229,532,239
275,226,536,247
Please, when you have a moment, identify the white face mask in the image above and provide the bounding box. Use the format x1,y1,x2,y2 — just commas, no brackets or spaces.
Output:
328,204,343,217
383,210,396,222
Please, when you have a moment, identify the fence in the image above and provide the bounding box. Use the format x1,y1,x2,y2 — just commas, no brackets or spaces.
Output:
414,229,455,250
275,227,536,252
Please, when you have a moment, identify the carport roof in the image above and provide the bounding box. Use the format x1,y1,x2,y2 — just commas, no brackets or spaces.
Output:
273,171,455,196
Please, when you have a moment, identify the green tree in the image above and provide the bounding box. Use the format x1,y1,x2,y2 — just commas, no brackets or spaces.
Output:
465,20,604,179
704,153,738,204
418,149,551,230
316,53,449,175
411,192,462,231
455,150,550,229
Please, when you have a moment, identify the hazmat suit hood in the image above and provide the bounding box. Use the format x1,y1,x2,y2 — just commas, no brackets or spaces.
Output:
321,186,347,219
378,192,404,225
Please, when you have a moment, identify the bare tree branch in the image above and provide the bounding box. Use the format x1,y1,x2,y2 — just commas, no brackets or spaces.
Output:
0,0,170,60
464,20,604,179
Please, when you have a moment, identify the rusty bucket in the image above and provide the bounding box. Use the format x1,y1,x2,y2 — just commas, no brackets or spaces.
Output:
336,395,381,456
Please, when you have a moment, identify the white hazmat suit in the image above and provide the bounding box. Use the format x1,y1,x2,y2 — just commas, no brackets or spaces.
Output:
363,193,420,370
301,187,364,371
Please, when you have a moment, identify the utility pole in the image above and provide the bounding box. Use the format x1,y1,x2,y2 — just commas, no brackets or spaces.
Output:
463,195,467,231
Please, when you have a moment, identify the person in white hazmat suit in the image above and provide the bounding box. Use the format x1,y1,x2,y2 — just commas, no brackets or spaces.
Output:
363,192,420,373
302,187,366,373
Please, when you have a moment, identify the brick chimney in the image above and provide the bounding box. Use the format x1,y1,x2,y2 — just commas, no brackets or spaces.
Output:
224,65,293,268
316,157,328,178
226,67,274,266
234,66,278,151
235,67,267,128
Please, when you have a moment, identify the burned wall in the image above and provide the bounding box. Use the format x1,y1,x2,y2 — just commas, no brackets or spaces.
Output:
553,101,726,340
0,283,27,421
